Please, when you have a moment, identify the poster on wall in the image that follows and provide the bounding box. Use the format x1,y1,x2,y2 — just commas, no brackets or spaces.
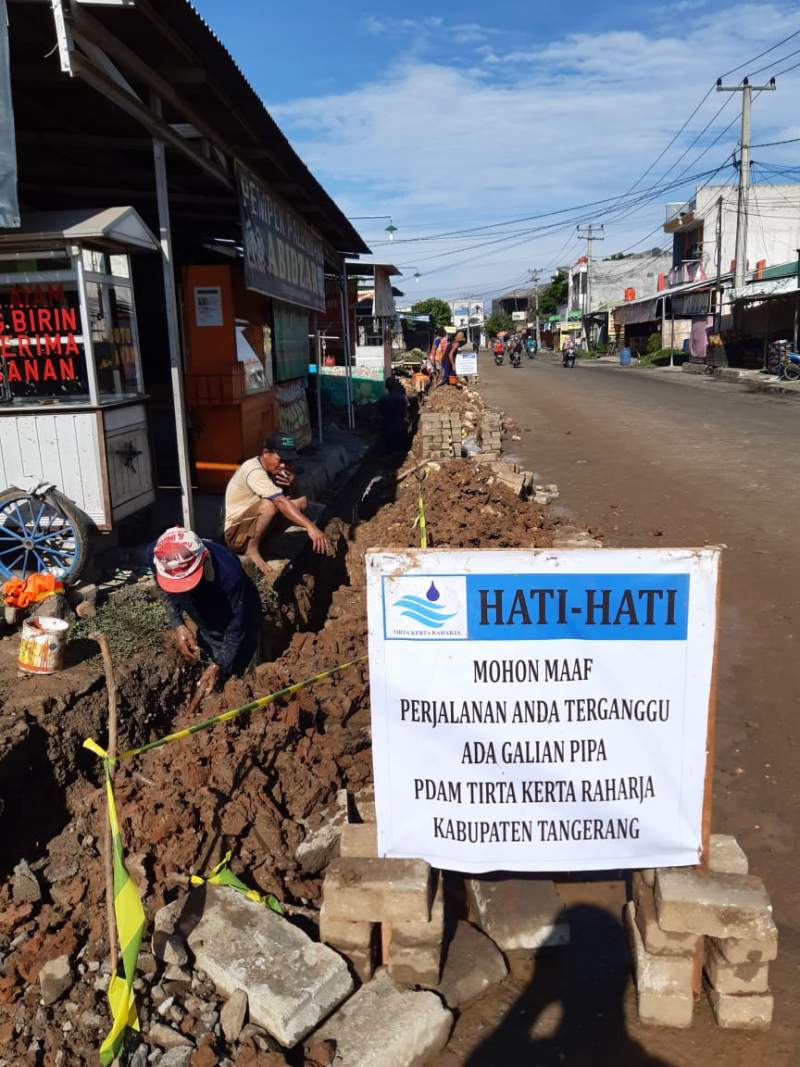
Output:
236,162,325,312
273,302,310,383
275,377,312,449
194,286,223,327
366,547,720,873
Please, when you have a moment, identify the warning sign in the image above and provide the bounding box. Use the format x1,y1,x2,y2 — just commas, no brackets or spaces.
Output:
366,547,720,873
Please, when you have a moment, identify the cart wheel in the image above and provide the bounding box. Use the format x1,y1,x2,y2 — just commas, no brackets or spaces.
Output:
783,363,800,382
0,488,91,584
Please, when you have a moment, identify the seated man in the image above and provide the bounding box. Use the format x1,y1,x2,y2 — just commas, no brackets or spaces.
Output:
151,526,261,698
224,432,330,576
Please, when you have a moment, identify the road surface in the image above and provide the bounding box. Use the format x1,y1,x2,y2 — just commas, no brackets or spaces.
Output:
432,355,800,1067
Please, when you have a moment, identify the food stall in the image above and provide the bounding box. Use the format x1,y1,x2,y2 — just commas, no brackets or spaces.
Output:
0,207,159,581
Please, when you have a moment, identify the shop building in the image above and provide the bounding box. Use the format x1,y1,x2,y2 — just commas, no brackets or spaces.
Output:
0,0,369,570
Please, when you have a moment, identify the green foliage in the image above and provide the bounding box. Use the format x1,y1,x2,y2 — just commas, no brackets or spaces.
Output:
537,270,568,316
638,348,685,367
411,297,452,328
645,332,663,355
484,310,514,337
69,584,169,659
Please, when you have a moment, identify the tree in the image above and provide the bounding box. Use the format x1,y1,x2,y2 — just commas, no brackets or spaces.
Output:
537,270,568,317
484,310,514,337
411,297,452,328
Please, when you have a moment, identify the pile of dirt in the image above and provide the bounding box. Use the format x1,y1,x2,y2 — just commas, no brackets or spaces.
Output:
0,456,557,1065
424,383,484,416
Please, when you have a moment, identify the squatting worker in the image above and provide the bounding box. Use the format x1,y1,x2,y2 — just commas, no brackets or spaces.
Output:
223,432,330,576
151,526,261,697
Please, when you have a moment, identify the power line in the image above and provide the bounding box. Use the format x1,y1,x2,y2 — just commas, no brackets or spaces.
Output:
720,28,800,77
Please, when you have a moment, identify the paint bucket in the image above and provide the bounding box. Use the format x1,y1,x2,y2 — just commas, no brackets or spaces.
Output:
18,616,69,674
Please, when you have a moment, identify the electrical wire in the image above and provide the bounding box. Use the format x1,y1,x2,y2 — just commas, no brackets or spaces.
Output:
720,28,800,78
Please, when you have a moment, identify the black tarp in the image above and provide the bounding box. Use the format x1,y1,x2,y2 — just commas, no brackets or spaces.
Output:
0,0,18,228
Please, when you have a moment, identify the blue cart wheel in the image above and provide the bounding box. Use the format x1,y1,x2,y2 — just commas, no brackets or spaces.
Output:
0,488,91,584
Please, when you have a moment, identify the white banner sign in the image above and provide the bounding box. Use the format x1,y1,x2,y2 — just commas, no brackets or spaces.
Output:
366,547,719,873
455,351,477,376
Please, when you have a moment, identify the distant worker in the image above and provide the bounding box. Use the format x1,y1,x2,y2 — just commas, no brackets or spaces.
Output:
151,526,261,696
472,337,480,356
223,433,330,577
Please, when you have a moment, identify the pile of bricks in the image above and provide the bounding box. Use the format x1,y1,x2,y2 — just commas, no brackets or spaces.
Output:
626,834,776,1030
420,412,461,460
478,412,503,457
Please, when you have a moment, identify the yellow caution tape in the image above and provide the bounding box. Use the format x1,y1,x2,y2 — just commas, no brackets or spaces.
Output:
84,655,367,763
414,474,428,549
82,655,365,1063
83,740,145,1066
190,850,284,914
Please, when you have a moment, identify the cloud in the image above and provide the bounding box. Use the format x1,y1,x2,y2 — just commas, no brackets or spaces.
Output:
272,3,800,296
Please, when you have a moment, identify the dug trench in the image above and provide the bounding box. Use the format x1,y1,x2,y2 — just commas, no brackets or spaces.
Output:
0,398,559,1064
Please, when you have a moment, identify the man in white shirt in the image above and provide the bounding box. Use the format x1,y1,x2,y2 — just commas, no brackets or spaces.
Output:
224,433,330,576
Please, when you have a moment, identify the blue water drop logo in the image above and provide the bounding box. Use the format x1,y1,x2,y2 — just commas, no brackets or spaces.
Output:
426,581,440,602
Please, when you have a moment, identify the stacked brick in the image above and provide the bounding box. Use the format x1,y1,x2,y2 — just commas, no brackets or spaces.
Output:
320,813,446,988
626,835,776,1030
420,412,461,460
478,412,503,457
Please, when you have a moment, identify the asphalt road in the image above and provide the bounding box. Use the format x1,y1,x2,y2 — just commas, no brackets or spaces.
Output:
434,354,800,1067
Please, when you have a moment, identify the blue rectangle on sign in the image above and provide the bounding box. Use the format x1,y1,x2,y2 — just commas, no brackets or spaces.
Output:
465,574,689,640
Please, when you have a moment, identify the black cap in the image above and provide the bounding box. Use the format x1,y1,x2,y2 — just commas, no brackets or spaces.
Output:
263,431,298,461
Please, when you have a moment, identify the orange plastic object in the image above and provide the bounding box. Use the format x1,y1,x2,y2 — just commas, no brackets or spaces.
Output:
2,573,65,608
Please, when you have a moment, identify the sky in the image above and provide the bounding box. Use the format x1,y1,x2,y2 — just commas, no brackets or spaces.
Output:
192,1,800,301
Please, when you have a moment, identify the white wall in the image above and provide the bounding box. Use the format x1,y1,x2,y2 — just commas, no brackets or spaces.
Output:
695,183,800,275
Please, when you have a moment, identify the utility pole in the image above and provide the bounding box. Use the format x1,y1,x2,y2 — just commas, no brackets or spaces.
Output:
716,77,776,291
715,195,724,333
528,268,541,348
794,247,800,351
577,223,604,347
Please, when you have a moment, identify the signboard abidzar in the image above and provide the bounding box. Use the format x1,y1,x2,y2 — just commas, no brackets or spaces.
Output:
366,548,720,873
236,163,325,312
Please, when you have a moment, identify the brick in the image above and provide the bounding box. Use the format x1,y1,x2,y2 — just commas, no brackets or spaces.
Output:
181,885,353,1047
314,968,452,1066
704,940,769,994
713,924,778,965
624,902,693,997
466,877,569,951
655,869,773,940
635,884,700,957
323,858,432,924
637,989,694,1029
319,910,378,983
707,988,773,1029
708,835,749,875
340,823,378,859
387,873,445,986
436,921,507,1009
640,869,656,887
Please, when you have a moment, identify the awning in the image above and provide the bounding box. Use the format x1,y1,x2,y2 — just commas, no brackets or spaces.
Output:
730,276,799,302
0,206,159,251
614,299,659,325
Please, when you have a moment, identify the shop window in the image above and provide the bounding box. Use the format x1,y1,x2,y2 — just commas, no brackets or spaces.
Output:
87,281,142,400
0,281,90,405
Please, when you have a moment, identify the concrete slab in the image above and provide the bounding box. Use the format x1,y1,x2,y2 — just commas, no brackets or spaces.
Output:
180,885,353,1048
313,968,452,1066
466,876,569,951
436,921,508,1009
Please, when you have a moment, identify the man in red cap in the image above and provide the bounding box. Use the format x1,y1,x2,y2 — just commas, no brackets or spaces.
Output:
151,526,261,697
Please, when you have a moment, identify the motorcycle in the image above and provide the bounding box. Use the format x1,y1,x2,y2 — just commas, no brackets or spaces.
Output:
511,349,522,368
526,343,537,359
494,349,504,366
562,348,576,368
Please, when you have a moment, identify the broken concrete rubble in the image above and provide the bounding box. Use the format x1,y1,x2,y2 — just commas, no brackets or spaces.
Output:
11,859,41,905
38,954,73,1006
181,885,354,1047
708,834,749,875
436,921,508,1009
220,987,249,1043
313,968,452,1067
466,876,569,951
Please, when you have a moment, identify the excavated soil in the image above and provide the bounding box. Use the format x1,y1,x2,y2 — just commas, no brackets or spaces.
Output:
0,448,557,1066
